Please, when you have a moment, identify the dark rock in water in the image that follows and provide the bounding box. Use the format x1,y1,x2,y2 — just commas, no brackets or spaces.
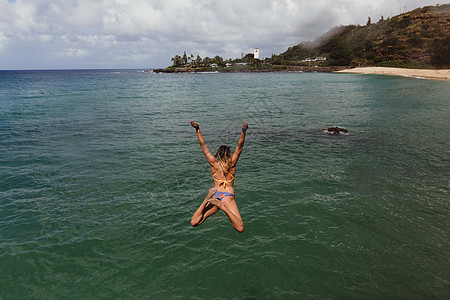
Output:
324,127,349,135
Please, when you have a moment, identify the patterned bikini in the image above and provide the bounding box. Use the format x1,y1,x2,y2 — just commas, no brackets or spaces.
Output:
212,168,235,200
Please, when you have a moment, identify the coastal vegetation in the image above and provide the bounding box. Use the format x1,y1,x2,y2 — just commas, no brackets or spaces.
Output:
170,52,229,69
165,51,266,72
274,3,450,69
160,4,449,72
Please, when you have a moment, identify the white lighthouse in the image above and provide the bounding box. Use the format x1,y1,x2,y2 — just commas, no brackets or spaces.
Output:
254,48,259,59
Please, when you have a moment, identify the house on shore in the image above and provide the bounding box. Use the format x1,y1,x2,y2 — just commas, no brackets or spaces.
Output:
302,57,327,62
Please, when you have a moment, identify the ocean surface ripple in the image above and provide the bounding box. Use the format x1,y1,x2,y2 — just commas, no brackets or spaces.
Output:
0,70,449,298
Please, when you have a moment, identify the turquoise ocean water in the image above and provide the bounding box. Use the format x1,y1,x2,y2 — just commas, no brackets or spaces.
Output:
1,70,449,298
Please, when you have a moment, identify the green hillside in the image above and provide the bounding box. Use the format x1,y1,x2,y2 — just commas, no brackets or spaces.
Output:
272,4,450,68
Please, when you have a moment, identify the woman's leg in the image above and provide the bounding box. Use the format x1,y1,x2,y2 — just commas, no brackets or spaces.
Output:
191,188,219,227
208,197,244,232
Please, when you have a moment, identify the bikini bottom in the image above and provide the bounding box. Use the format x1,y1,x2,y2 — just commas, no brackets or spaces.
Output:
213,191,234,200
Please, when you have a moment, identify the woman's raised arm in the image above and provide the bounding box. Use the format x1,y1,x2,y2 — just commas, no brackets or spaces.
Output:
232,122,248,166
191,120,216,166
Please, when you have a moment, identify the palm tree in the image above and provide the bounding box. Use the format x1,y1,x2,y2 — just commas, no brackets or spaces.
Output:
203,57,212,66
214,55,223,64
171,55,182,67
195,55,202,67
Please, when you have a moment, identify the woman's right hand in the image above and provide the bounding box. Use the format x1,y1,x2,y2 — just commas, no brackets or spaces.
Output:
190,120,200,129
242,121,248,132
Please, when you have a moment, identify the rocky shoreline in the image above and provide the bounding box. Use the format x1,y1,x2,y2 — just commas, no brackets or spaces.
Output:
152,66,351,73
150,66,450,82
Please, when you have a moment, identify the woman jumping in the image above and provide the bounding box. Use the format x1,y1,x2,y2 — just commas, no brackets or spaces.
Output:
190,120,248,232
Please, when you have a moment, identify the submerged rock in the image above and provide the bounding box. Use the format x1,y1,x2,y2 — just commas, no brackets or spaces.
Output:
324,127,349,135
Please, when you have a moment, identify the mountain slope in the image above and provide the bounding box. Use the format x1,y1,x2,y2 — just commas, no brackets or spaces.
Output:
274,4,450,68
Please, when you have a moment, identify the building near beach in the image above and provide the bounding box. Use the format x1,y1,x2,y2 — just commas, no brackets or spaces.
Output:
302,57,327,62
254,48,259,59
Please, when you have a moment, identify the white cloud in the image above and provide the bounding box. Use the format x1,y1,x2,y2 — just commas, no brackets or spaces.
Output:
55,47,89,58
0,0,447,69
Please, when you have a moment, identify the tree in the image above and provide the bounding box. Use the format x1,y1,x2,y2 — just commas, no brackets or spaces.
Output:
195,55,202,67
171,55,182,67
242,53,254,62
203,57,212,65
271,54,282,65
324,36,352,65
430,36,450,67
213,55,223,65
398,16,411,28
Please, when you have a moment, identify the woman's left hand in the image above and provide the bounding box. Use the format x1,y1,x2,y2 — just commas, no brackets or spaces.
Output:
190,120,200,129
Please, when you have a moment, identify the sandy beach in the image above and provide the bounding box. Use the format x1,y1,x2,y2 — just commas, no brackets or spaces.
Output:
336,67,450,82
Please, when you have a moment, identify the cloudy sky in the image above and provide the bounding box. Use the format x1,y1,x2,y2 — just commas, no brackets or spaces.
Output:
0,0,447,69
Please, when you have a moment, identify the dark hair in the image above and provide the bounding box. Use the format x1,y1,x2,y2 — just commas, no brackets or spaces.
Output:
215,145,232,172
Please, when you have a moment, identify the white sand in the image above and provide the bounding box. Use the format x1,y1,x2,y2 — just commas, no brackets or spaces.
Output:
336,67,450,82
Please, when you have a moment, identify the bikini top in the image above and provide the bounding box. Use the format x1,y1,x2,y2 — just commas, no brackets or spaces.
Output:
212,168,235,188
